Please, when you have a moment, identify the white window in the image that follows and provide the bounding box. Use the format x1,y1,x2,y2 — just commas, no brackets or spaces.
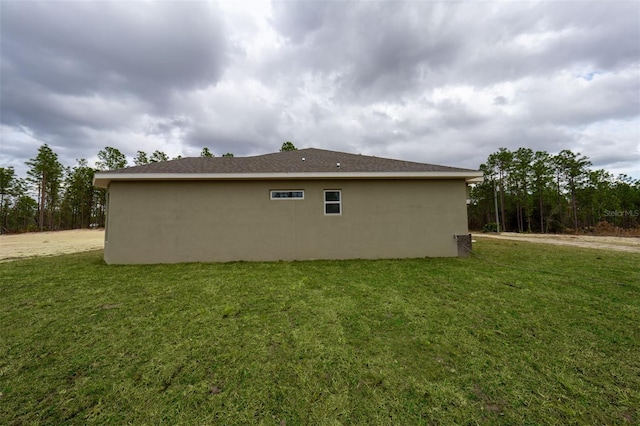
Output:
270,190,304,200
324,190,342,215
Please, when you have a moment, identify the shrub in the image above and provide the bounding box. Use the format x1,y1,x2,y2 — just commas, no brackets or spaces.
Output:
483,222,498,233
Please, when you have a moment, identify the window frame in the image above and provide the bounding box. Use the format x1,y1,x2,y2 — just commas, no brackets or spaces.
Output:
270,190,305,200
324,190,342,216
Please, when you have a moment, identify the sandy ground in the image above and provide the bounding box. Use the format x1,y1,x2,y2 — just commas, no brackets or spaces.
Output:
1,229,639,261
474,232,640,253
0,229,105,261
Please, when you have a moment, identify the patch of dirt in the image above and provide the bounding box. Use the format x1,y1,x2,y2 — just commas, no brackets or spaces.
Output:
0,229,105,261
474,232,640,253
472,383,505,415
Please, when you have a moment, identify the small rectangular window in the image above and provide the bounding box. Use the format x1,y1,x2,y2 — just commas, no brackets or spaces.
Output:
271,190,304,200
324,190,341,215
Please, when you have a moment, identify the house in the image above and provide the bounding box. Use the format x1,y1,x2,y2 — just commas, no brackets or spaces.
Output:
93,148,482,264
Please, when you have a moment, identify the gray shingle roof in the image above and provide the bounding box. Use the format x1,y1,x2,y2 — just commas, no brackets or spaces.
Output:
107,148,477,174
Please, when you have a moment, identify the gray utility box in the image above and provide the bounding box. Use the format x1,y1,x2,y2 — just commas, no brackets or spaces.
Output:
456,234,472,257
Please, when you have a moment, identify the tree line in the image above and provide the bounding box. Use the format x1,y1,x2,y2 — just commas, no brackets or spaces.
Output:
8,142,633,235
468,147,640,233
0,146,224,233
0,142,299,234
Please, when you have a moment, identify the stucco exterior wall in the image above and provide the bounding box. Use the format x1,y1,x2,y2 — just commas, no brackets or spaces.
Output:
103,179,469,264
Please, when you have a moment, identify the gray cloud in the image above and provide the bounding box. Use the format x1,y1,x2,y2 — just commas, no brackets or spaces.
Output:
2,2,228,99
270,1,639,99
1,0,228,163
269,1,461,101
0,1,638,179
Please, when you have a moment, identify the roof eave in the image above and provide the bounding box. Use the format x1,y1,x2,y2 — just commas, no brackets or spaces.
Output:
93,171,484,188
466,176,485,184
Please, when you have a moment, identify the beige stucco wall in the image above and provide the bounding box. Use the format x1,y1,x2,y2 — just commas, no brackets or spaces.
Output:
103,179,469,264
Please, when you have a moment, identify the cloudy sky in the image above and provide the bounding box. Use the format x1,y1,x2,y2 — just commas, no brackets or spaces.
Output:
1,0,639,178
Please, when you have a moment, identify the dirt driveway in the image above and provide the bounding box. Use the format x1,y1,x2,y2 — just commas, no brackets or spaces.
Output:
0,229,105,261
1,229,639,261
475,232,640,253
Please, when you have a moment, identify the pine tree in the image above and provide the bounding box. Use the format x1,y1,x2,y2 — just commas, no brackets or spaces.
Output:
0,167,17,233
26,145,64,231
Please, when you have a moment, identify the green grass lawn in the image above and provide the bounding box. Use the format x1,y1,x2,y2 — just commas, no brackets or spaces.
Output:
1,239,638,425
